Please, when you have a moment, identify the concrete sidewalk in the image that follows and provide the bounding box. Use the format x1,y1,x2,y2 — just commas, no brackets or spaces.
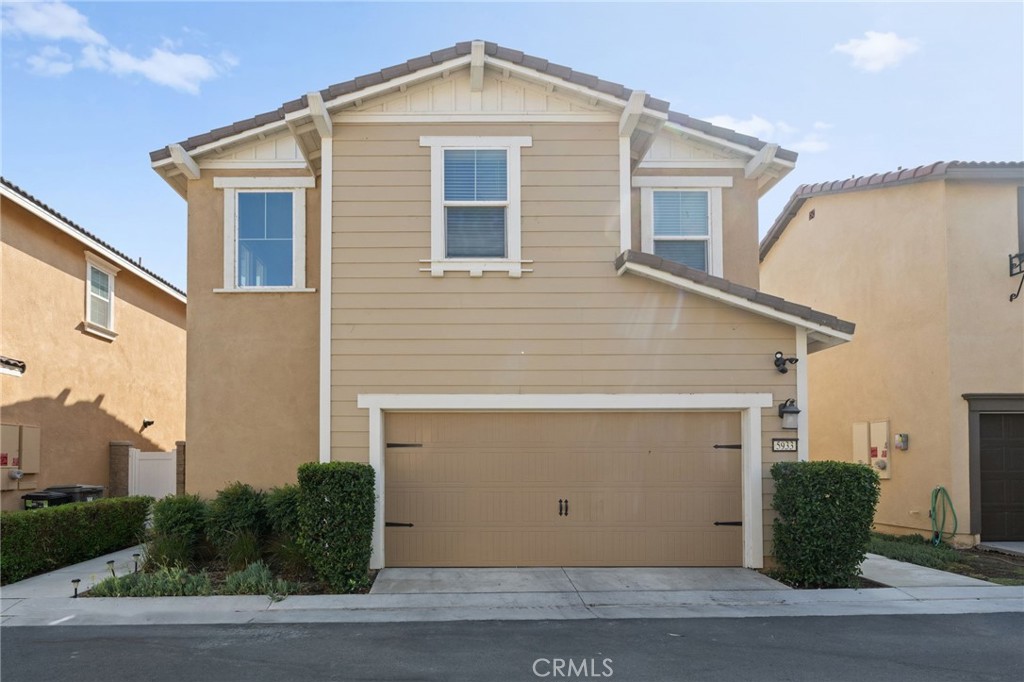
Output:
1,547,1021,627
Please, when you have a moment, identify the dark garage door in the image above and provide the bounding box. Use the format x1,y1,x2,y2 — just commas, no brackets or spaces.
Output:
980,413,1024,541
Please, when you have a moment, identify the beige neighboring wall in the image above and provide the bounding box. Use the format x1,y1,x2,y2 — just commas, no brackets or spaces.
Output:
761,177,1024,540
183,171,320,497
329,122,799,560
944,181,1024,529
0,198,186,511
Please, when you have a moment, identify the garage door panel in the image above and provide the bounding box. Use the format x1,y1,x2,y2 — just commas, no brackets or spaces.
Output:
385,411,742,566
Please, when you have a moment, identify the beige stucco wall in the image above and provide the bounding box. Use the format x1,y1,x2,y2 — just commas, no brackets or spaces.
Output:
328,122,799,559
183,171,320,497
944,181,1024,533
0,198,186,511
761,179,1023,541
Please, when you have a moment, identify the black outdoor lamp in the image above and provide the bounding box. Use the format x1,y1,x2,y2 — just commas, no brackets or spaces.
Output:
778,399,801,430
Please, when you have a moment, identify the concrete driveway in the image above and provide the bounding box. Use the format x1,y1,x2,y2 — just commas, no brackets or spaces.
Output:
370,567,786,594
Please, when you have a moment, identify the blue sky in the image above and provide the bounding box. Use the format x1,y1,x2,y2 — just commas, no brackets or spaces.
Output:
2,1,1022,290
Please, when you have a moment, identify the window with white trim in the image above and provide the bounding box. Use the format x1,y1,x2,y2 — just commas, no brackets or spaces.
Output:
636,177,729,276
213,177,313,292
420,136,532,277
84,254,118,339
651,190,711,270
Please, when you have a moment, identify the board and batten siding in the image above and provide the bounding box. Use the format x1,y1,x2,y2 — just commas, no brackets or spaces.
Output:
330,122,798,559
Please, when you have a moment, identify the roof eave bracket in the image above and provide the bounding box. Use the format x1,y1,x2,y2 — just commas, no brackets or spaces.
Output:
168,144,200,181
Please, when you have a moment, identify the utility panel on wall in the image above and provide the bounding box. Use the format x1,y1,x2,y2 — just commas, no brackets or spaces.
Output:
853,420,891,479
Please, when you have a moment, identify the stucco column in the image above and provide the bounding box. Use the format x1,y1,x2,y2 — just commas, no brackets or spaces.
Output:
175,441,186,495
108,441,133,497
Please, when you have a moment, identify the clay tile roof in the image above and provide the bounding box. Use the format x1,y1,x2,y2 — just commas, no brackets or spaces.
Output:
151,40,795,164
0,177,186,298
760,160,1024,262
615,250,855,335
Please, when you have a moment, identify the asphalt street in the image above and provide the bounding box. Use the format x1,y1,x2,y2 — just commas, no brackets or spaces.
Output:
2,613,1022,682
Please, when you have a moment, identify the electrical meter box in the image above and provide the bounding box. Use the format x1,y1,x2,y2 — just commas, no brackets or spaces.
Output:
853,420,891,479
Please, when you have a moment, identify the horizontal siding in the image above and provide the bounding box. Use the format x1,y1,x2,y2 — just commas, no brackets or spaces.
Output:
330,122,796,561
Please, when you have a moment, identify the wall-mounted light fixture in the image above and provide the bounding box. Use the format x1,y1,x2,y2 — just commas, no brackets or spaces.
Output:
774,351,798,374
140,419,155,432
778,398,800,430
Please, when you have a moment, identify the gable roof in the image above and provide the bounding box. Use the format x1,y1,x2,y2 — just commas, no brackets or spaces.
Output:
0,178,186,302
615,250,854,352
760,161,1024,261
150,40,797,165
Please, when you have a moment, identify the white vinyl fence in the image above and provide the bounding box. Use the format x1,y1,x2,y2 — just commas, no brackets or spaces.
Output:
128,448,176,499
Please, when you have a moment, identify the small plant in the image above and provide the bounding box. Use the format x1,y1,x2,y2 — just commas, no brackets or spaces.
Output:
143,533,194,569
88,565,213,597
266,484,301,537
266,534,311,578
222,560,295,598
207,482,268,551
867,532,960,569
771,460,881,588
222,530,263,571
297,462,375,593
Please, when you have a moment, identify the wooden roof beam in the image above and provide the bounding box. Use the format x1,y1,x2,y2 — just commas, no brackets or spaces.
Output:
619,90,646,138
168,144,200,180
307,91,333,139
744,143,779,180
469,40,485,92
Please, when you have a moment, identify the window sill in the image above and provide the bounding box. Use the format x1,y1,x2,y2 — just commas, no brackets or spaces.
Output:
213,287,317,294
418,259,534,278
83,322,118,341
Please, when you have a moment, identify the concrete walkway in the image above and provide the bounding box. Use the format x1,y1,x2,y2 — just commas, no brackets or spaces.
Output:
1,546,1020,627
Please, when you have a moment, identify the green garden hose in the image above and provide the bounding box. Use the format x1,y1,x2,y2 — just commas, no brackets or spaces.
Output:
930,486,958,546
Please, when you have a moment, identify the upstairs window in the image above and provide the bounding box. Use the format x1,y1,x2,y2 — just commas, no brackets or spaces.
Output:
636,176,730,276
213,176,314,293
652,190,710,271
444,149,508,258
237,191,294,287
84,254,118,340
420,136,532,277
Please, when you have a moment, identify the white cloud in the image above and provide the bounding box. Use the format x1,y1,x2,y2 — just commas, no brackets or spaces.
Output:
789,133,830,154
27,46,74,76
705,114,777,139
833,31,920,72
3,1,233,94
1,2,106,44
703,113,833,155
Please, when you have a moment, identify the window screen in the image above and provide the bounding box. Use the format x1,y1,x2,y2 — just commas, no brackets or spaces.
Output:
444,149,507,258
652,191,710,271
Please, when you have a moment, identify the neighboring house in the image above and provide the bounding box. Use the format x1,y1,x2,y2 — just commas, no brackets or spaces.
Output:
150,41,853,570
760,161,1024,544
0,178,187,511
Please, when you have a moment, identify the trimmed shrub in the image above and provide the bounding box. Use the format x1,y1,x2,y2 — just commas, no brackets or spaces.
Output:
206,482,268,549
297,462,375,592
0,496,152,585
149,494,208,566
151,494,208,546
771,461,881,588
266,484,301,537
88,565,213,597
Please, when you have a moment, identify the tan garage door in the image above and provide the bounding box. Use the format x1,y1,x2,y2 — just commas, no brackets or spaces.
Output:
384,411,742,567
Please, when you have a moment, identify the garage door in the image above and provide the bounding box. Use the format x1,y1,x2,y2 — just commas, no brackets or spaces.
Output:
384,411,742,567
980,413,1024,541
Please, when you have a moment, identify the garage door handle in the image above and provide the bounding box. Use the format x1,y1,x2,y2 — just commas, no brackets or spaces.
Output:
558,499,564,516
385,522,414,527
564,499,569,517
714,521,742,526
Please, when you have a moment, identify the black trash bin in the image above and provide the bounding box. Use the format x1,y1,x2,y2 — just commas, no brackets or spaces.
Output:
44,485,105,503
23,490,72,509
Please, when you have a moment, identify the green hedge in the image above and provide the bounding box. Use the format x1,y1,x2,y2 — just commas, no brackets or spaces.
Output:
297,462,375,592
0,496,152,585
771,461,880,587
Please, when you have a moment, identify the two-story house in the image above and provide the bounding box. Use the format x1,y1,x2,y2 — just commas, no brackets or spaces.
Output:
150,41,852,570
760,162,1024,545
0,178,187,511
